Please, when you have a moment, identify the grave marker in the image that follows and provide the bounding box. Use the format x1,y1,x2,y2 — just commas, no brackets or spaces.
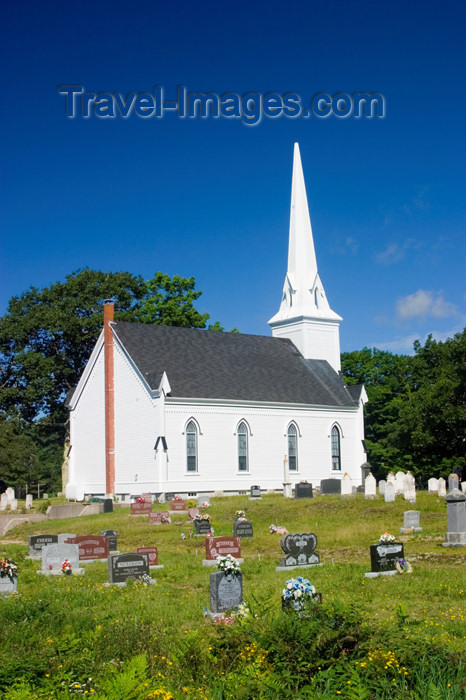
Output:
441,488,466,548
249,485,261,499
403,472,416,502
438,477,447,498
400,510,422,533
135,546,163,568
66,535,109,562
100,530,118,551
364,473,376,499
341,473,352,496
276,532,321,570
25,494,33,509
188,508,200,521
204,536,242,566
108,553,150,584
39,543,83,576
384,483,395,503
233,519,253,538
295,482,313,499
366,541,404,577
448,474,460,492
28,535,58,559
428,477,439,493
169,498,186,511
194,519,212,536
210,570,243,613
378,480,386,496
131,501,152,515
320,479,341,495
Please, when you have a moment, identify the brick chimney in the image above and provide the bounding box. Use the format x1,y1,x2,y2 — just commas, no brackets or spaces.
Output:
104,300,115,497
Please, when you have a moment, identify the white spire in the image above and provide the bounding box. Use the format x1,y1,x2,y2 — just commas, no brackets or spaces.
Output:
268,143,342,371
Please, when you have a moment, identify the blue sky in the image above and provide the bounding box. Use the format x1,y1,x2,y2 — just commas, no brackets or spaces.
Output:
1,0,465,354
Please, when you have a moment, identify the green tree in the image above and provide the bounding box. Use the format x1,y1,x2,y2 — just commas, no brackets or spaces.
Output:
135,272,210,327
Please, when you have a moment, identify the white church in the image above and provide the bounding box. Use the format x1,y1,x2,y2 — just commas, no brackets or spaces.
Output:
65,144,367,500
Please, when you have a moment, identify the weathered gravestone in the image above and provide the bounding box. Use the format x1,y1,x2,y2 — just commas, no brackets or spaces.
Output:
0,569,17,595
58,533,76,544
131,501,152,515
428,477,439,493
233,519,253,538
320,479,341,495
210,570,243,613
25,494,33,509
188,508,200,521
0,493,8,510
438,477,447,498
169,498,186,512
204,536,242,566
365,473,376,499
9,498,18,510
28,535,58,560
249,485,261,500
149,512,170,524
5,487,14,503
365,541,404,577
384,483,395,503
194,519,212,536
378,480,386,497
400,510,422,533
341,473,353,496
197,494,210,507
448,474,460,492
395,471,406,495
136,546,163,568
107,553,151,585
276,532,322,570
403,472,416,502
295,482,313,499
66,535,109,562
39,543,83,576
441,488,466,548
101,530,118,551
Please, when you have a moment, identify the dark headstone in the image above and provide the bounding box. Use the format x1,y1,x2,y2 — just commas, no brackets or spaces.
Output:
131,501,152,515
28,535,58,558
279,532,320,567
370,542,404,572
66,535,109,561
101,530,117,551
361,463,371,481
210,570,243,613
103,499,113,513
136,547,158,566
295,482,313,499
250,485,261,498
194,519,212,535
108,553,149,584
205,536,241,561
320,479,341,495
233,519,253,538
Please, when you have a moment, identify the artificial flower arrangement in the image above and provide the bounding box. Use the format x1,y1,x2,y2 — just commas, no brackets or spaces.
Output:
201,502,210,508
160,513,170,524
395,558,413,574
270,524,288,534
136,497,146,503
235,510,246,520
61,559,72,575
194,512,212,522
0,557,17,579
173,494,183,501
282,576,318,611
379,532,396,543
217,554,241,574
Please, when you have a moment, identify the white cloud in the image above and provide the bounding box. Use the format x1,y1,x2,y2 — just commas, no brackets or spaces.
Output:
396,290,458,320
372,327,463,355
376,238,420,265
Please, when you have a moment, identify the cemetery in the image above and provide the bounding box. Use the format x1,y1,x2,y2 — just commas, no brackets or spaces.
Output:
0,489,465,698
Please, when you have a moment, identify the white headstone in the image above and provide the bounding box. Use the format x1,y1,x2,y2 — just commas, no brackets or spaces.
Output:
404,472,416,502
341,473,352,496
197,494,211,507
158,493,166,504
378,480,387,496
25,494,33,509
0,493,7,510
438,477,447,498
384,482,395,503
364,473,376,499
387,472,395,485
448,474,460,492
41,543,80,573
395,471,405,495
9,498,18,510
462,482,466,495
6,487,15,503
428,477,439,493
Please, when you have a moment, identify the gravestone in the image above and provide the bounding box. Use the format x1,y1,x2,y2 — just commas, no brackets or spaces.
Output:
361,463,371,481
28,534,58,559
386,472,395,487
136,546,162,568
462,482,466,495
188,508,200,521
400,510,422,533
58,533,76,544
0,570,17,595
403,472,416,502
320,479,341,495
364,473,376,499
438,477,447,498
378,480,386,496
295,482,313,499
169,498,186,511
66,535,109,562
25,494,33,509
448,474,459,492
39,543,82,575
233,519,253,538
428,477,439,493
0,493,7,510
158,493,166,504
9,498,18,510
100,530,118,551
194,519,212,536
5,487,14,502
131,501,152,515
197,494,210,507
149,512,170,524
394,471,405,495
249,485,261,499
384,483,395,503
277,532,321,570
141,493,153,502
283,482,292,498
341,473,352,496
366,541,404,577
42,493,48,499
441,488,466,547
204,536,242,566
210,570,243,613
103,499,113,513
108,553,150,584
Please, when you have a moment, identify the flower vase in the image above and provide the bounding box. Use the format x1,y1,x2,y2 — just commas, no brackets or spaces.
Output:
65,569,72,575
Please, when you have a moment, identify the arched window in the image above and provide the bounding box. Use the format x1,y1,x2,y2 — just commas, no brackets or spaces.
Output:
186,420,198,472
237,421,248,472
331,425,341,471
288,424,298,471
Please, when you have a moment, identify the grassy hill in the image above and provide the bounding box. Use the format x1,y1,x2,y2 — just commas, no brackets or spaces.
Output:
0,492,465,698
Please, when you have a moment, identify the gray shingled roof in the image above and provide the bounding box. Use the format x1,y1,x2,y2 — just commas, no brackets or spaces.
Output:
111,321,358,407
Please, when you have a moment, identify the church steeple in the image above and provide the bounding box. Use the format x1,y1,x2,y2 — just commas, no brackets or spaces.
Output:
268,143,342,372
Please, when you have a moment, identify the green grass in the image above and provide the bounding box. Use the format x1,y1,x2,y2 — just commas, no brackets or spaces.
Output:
1,492,465,698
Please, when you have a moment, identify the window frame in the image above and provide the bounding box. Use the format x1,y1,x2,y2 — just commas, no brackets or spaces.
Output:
331,425,341,471
237,421,249,473
186,420,198,473
287,423,299,472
